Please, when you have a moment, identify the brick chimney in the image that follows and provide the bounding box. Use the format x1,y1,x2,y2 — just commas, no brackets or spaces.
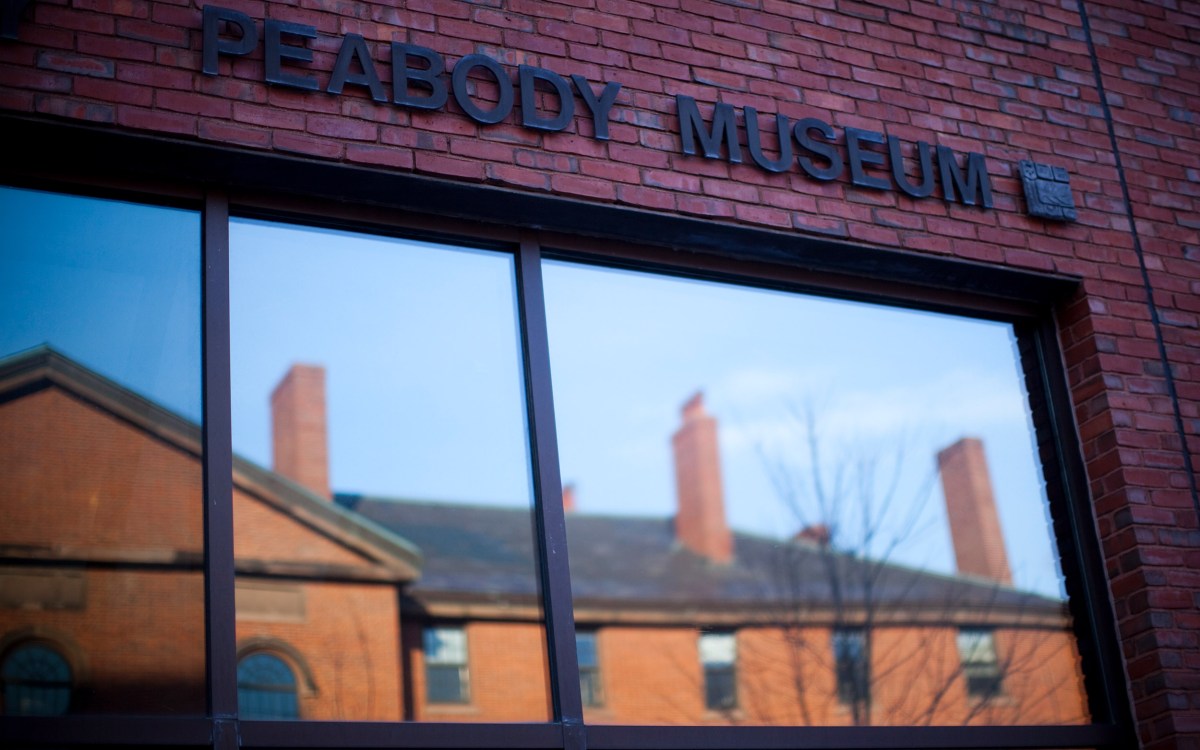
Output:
937,437,1012,585
795,524,832,547
672,392,732,564
271,364,331,500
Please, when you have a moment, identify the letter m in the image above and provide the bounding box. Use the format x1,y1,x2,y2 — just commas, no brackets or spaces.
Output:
938,147,994,208
677,95,742,164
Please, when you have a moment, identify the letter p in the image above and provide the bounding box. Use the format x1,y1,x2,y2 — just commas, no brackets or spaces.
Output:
202,5,258,76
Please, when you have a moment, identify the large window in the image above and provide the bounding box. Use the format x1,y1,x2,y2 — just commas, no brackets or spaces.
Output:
228,220,548,722
544,260,1089,726
0,180,1127,748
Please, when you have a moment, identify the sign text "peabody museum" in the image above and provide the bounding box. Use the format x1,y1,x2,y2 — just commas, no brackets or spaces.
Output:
203,5,993,209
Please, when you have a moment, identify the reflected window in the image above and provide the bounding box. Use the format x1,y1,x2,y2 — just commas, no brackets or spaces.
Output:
0,186,203,717
230,220,548,722
237,652,299,720
699,632,737,711
2,642,72,716
424,627,469,704
577,631,602,708
546,261,1090,726
957,628,1002,699
833,629,869,707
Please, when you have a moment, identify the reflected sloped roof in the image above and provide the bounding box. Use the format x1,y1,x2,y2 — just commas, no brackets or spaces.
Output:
338,494,1066,622
0,346,422,582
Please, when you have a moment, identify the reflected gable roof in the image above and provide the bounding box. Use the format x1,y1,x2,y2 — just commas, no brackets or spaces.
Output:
339,494,1068,627
0,346,422,582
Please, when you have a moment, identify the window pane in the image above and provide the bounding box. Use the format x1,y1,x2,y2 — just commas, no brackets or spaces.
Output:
833,629,869,709
237,653,299,719
577,632,603,708
699,633,736,666
545,261,1089,726
229,220,549,722
576,633,598,668
0,186,203,716
2,643,72,716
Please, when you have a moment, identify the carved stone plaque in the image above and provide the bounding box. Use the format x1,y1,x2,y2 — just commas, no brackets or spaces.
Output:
1020,160,1077,222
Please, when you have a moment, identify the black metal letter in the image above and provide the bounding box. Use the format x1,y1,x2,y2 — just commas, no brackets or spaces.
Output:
845,127,889,190
327,32,386,102
744,106,792,173
391,43,447,110
264,18,318,91
451,53,514,125
676,95,741,163
888,136,935,199
202,5,258,76
793,118,842,182
571,75,620,141
1,0,33,39
938,146,994,208
519,65,574,132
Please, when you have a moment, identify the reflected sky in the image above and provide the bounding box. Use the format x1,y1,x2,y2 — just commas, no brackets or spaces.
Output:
0,186,201,421
0,183,1065,599
543,261,1064,598
229,219,533,507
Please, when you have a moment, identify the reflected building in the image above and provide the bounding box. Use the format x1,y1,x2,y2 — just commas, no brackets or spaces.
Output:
0,348,418,719
1,348,1086,724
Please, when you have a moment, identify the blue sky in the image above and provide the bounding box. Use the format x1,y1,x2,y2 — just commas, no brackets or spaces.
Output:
0,186,201,420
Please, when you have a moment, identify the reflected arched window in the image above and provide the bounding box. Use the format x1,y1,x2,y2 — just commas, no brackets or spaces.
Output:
237,652,299,719
2,642,72,716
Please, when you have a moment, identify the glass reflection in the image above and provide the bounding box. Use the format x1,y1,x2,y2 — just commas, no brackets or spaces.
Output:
543,261,1089,726
229,220,549,722
0,186,203,716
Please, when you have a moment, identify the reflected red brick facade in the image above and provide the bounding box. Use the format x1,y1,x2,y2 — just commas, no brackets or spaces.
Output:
2,350,1088,726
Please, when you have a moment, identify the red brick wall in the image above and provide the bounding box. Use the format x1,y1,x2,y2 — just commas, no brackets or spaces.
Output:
2,0,1198,743
405,620,552,722
236,581,403,720
0,387,203,555
0,569,207,715
1073,3,1200,748
0,386,206,714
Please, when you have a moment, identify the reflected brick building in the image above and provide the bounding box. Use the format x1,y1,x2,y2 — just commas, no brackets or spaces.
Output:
0,348,418,720
1,348,1086,724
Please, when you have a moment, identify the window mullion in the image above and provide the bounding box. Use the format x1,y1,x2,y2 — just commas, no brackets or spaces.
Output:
202,191,239,729
515,235,585,740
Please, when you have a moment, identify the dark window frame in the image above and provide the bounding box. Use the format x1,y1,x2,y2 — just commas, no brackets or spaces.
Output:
0,117,1135,750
